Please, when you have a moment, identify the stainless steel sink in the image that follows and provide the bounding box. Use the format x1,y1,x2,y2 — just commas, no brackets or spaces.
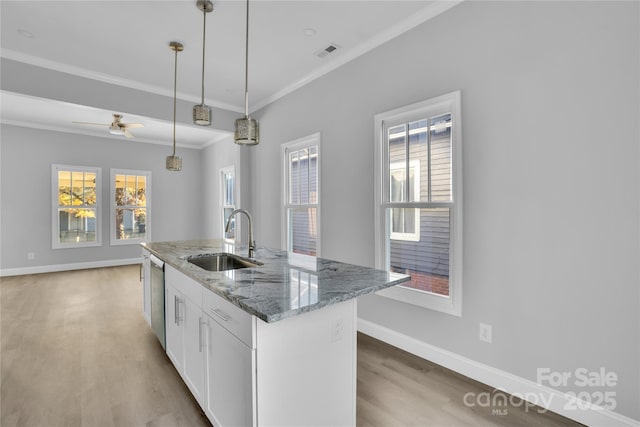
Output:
186,253,262,272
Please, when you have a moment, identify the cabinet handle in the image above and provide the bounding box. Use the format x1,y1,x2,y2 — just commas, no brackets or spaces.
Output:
198,317,204,353
174,295,182,325
174,296,178,325
209,307,230,322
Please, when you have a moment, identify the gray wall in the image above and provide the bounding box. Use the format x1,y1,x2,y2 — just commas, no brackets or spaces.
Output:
0,124,203,270
201,138,248,240
251,1,639,419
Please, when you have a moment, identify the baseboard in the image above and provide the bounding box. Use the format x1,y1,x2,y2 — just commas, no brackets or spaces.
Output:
357,318,639,427
0,258,141,277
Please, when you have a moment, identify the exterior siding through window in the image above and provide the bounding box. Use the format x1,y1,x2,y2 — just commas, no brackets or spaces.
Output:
289,150,318,255
388,116,452,296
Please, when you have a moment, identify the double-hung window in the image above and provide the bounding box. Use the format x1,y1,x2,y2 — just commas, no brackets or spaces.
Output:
52,164,101,248
221,166,236,241
282,133,321,256
374,91,462,315
111,169,151,245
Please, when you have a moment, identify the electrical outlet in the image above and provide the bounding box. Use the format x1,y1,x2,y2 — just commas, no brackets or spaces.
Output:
27,252,35,261
479,323,492,343
331,318,343,342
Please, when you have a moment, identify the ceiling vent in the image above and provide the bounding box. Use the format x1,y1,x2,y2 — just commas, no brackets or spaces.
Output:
315,43,341,58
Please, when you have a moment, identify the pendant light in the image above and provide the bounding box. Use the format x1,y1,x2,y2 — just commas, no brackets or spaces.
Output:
193,0,213,126
166,41,183,171
234,0,259,145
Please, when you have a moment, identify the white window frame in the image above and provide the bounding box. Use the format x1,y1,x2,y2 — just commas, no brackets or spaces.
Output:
110,169,151,246
374,91,463,316
221,165,236,242
389,159,421,242
281,132,321,257
52,164,102,249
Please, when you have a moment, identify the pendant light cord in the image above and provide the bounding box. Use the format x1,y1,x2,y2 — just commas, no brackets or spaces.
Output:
244,0,250,118
201,8,207,106
173,47,178,156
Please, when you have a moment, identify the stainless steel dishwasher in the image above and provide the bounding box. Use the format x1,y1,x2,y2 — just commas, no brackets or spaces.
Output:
150,254,166,349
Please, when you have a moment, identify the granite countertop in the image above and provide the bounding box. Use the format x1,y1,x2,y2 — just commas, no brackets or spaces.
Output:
142,239,410,323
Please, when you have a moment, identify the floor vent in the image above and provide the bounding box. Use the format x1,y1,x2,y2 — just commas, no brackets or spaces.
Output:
315,43,340,58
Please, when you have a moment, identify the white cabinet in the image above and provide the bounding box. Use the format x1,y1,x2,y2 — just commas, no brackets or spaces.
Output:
163,265,356,427
204,314,255,427
182,296,205,405
165,265,255,426
165,283,183,372
141,250,151,326
165,266,205,406
203,288,256,427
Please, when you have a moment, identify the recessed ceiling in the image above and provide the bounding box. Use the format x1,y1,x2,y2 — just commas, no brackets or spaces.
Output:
0,0,460,145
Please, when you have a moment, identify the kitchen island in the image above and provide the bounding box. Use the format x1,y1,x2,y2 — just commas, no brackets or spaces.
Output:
141,239,409,427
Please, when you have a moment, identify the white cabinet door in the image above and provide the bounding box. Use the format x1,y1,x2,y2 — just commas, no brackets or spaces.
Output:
205,315,255,427
142,253,151,326
165,285,184,372
182,296,205,406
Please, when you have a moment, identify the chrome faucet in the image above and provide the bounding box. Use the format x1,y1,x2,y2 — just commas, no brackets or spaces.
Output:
225,209,255,259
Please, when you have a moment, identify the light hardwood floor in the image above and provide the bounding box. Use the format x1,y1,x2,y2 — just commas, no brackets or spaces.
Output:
357,334,582,427
1,266,582,427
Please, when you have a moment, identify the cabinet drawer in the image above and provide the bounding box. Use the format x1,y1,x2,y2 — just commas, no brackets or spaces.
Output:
166,265,203,307
203,289,254,348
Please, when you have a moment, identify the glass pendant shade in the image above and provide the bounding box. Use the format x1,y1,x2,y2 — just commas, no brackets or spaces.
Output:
234,117,259,145
193,104,211,126
166,155,182,171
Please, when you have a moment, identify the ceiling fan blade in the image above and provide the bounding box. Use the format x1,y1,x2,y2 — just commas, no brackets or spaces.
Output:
122,123,144,129
72,121,110,126
123,129,134,138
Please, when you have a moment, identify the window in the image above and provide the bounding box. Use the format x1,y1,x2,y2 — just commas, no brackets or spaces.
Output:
111,169,150,245
282,133,320,256
52,164,101,248
374,91,462,315
221,166,236,241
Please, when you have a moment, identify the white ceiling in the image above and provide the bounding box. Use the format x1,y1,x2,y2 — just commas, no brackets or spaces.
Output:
0,0,459,147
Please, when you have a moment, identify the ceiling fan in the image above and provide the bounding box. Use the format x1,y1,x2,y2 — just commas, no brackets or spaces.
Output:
73,113,144,138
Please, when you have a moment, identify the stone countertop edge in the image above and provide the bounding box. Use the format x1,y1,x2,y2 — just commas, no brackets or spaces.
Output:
141,239,410,323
